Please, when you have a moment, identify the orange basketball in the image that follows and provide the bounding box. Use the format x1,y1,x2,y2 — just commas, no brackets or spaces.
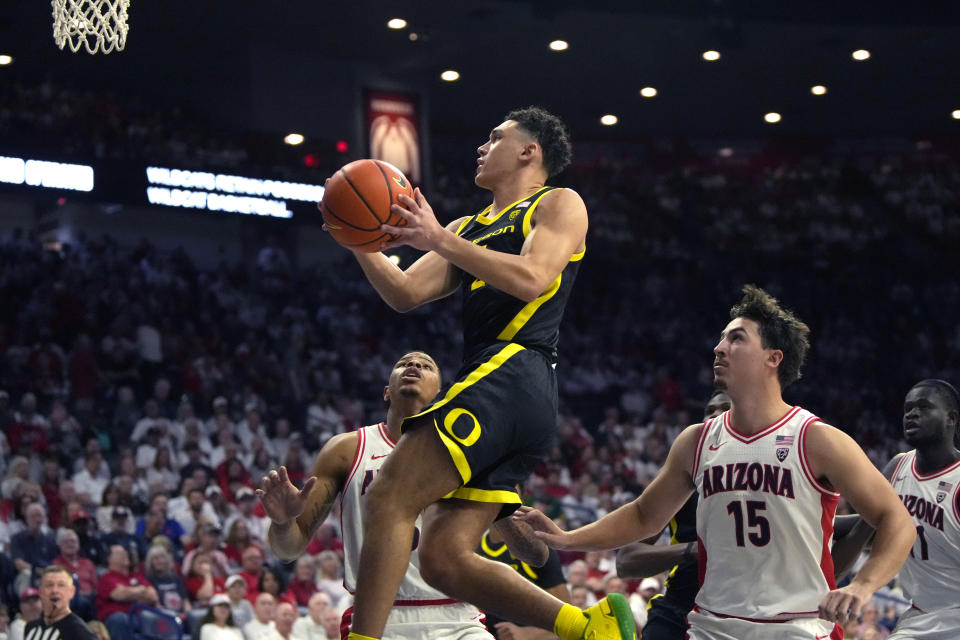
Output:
319,159,413,252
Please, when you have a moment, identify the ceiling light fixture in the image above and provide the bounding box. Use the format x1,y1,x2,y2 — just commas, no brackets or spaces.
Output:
387,18,407,30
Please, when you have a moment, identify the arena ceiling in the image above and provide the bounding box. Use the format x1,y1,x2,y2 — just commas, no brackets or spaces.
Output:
2,1,959,140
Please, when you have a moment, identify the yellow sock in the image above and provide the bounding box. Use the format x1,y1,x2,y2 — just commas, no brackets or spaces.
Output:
553,603,588,640
347,634,379,640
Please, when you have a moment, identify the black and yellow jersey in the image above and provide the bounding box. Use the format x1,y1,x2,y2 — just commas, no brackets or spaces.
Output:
657,493,699,611
455,186,583,364
476,531,566,634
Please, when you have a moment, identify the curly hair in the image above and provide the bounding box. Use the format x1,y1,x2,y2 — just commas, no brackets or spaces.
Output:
729,285,810,389
504,106,572,177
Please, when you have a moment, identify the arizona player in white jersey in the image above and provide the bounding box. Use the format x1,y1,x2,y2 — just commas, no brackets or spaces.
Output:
259,351,544,640
517,285,916,639
833,379,960,639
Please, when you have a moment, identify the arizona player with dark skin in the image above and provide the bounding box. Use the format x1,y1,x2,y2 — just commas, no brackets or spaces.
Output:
615,391,731,640
326,107,635,640
832,379,960,639
259,351,547,638
517,286,916,639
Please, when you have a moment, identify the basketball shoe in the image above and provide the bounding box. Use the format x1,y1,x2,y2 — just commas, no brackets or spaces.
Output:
583,593,636,639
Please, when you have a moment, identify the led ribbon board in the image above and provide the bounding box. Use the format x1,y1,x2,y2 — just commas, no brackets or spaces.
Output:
0,156,94,192
146,167,325,219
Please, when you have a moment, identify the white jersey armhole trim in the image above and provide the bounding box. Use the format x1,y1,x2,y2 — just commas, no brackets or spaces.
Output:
798,417,840,497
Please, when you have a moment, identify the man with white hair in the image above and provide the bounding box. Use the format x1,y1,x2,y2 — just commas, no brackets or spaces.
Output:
52,528,97,620
275,602,299,640
10,503,58,594
243,592,278,640
292,592,333,640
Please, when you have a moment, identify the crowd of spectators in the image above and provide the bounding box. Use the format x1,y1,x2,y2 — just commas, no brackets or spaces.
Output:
3,79,959,638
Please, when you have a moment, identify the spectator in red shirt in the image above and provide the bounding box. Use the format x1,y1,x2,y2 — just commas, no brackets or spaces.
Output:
184,552,225,608
285,555,318,607
53,527,97,620
223,519,252,569
96,544,159,640
237,545,265,603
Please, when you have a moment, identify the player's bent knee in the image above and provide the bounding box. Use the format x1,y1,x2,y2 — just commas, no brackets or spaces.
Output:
418,544,466,595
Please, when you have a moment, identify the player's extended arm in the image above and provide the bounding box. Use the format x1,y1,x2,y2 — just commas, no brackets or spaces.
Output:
514,425,700,550
352,216,466,312
807,426,914,623
830,454,903,580
617,539,697,579
260,433,356,562
383,188,588,302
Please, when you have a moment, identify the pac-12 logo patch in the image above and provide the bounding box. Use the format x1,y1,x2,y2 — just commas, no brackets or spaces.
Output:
774,434,794,462
776,448,790,462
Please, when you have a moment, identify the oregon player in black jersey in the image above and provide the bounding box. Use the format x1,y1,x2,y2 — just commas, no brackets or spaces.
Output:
616,391,731,640
338,107,635,640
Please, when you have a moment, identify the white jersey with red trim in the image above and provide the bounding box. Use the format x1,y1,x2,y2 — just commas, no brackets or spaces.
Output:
890,451,960,613
340,423,451,601
692,406,839,621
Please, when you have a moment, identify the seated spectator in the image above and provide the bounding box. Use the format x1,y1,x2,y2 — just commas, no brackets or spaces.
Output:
178,440,215,483
198,593,243,640
223,487,267,546
320,608,341,640
144,545,191,619
858,603,890,639
102,507,139,555
69,509,107,568
172,486,219,540
96,545,158,640
133,506,171,560
184,553,225,608
286,555,318,607
8,587,42,640
313,550,348,609
52,527,98,621
237,545,265,603
86,620,110,640
134,494,185,551
182,523,230,579
96,483,133,534
223,519,252,569
292,592,332,640
257,566,295,607
224,574,254,628
242,593,277,640
206,485,234,530
274,602,298,640
145,446,180,496
72,452,110,509
10,502,58,594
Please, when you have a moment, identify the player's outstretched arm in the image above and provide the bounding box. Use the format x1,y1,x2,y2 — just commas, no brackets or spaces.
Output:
384,188,587,302
806,425,915,624
617,539,697,579
830,453,904,580
514,425,699,551
352,215,466,312
261,433,356,561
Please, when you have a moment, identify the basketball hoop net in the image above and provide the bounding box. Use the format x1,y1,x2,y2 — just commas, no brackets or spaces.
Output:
52,0,130,55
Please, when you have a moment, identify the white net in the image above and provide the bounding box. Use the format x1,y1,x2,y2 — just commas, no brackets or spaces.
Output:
51,0,130,55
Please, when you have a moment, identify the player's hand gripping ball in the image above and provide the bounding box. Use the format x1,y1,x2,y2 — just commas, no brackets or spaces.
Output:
320,159,413,252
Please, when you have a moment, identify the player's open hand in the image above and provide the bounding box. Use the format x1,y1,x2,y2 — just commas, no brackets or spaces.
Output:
256,466,317,526
511,505,573,549
381,188,445,251
817,583,871,624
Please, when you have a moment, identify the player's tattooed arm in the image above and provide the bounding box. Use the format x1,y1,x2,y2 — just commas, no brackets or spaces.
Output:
262,432,357,561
